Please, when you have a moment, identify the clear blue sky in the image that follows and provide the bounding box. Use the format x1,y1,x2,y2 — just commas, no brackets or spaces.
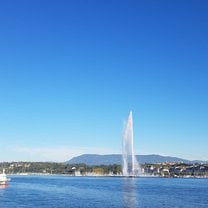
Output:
0,0,208,161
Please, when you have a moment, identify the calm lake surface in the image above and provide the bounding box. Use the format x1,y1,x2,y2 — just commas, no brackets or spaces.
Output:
0,175,208,208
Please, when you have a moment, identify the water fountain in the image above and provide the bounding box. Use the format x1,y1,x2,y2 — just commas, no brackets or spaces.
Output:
122,111,140,176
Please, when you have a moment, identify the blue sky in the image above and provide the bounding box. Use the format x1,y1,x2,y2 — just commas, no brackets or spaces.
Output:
0,0,208,161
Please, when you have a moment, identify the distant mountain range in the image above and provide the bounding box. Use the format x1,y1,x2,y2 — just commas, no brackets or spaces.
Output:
66,154,206,165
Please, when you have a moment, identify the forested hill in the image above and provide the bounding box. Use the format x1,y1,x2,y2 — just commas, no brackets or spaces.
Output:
65,154,203,165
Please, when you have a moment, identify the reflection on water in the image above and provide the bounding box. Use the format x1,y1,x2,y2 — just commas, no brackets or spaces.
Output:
0,184,8,189
0,176,207,208
122,178,138,208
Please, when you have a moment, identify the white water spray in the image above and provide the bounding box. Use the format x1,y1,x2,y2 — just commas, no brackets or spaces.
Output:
122,111,140,176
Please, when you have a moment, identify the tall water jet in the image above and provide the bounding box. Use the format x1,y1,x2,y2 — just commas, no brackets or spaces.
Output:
122,111,140,176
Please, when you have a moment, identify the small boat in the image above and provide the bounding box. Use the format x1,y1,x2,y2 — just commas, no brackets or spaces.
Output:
0,169,10,185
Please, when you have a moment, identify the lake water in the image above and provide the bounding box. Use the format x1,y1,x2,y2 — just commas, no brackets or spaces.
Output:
0,175,208,208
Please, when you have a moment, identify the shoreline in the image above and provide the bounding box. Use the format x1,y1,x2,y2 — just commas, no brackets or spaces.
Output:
8,173,208,179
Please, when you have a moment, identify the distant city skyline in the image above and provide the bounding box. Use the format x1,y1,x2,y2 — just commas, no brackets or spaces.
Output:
0,1,208,162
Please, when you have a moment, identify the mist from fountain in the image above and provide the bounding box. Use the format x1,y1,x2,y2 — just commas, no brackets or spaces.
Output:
122,111,140,176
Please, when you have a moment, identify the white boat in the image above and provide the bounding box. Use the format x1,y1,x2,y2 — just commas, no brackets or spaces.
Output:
0,169,10,185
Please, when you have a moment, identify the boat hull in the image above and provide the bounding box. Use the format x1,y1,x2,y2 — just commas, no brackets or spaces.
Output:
0,181,8,185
